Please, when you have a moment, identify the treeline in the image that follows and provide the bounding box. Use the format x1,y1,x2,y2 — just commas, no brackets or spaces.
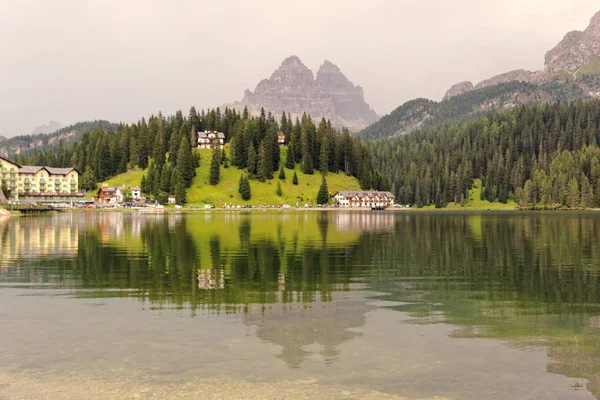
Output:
16,106,382,204
370,99,600,209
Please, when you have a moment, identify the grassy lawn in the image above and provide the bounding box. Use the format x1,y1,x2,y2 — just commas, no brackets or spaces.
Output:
422,179,518,210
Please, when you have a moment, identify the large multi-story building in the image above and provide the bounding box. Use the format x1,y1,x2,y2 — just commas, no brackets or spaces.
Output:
332,191,395,208
0,156,81,202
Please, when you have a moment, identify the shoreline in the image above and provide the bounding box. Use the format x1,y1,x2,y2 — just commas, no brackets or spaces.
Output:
46,207,600,214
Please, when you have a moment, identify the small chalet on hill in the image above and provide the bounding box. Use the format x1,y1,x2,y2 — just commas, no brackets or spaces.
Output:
277,132,286,146
332,191,395,208
198,131,225,149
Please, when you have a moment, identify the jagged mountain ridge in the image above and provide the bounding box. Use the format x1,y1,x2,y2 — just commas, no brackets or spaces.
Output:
0,120,117,158
31,121,62,136
224,56,379,130
361,10,600,140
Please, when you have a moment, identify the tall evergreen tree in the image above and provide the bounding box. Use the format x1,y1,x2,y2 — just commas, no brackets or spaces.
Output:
285,143,295,169
257,141,271,182
316,176,329,204
247,141,257,176
292,171,298,185
209,147,221,185
176,136,195,186
239,174,251,200
173,168,187,204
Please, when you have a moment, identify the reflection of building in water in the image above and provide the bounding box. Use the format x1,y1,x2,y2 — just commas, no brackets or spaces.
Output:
87,212,182,243
242,291,373,368
0,214,78,264
331,212,395,232
278,272,285,292
197,269,225,290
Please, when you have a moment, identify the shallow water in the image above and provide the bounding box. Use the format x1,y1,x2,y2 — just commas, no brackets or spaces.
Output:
1,211,600,399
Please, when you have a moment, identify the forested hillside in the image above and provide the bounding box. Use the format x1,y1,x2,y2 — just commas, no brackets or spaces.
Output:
360,74,600,141
370,99,600,209
1,121,117,158
16,107,386,204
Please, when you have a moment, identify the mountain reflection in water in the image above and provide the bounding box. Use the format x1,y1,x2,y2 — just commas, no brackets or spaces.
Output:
1,211,600,399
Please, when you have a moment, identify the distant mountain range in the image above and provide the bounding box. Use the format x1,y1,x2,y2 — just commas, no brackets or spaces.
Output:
224,55,379,131
31,121,63,136
361,10,600,140
0,120,117,158
0,135,6,142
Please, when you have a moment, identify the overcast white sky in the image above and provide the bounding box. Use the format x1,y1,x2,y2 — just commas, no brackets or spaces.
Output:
0,0,598,136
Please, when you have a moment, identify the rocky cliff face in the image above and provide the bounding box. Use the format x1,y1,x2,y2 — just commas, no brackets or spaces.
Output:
226,56,378,130
443,10,600,101
545,11,600,73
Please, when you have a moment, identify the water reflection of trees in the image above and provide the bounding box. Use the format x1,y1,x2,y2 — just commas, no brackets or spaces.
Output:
367,213,600,398
5,212,600,380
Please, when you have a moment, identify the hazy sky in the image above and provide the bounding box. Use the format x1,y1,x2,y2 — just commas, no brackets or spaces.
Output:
1,0,599,137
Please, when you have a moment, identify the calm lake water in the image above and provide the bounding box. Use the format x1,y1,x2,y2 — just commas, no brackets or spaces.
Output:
1,211,600,399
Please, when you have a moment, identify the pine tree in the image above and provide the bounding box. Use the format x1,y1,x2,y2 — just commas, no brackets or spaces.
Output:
81,167,97,191
209,147,221,185
319,136,329,175
176,136,195,186
140,174,149,194
285,143,295,169
316,176,329,204
276,181,283,197
257,141,271,182
247,141,257,176
152,165,161,197
173,168,187,204
568,177,580,209
136,119,150,169
160,163,171,193
152,123,166,168
239,175,251,200
582,175,594,208
146,164,156,196
292,171,298,185
279,166,286,180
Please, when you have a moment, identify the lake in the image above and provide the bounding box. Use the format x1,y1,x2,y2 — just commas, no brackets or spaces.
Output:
1,211,600,399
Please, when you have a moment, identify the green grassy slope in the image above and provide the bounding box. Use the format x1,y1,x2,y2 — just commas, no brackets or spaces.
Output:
422,179,517,210
86,170,145,198
92,147,362,206
575,56,600,77
187,148,361,206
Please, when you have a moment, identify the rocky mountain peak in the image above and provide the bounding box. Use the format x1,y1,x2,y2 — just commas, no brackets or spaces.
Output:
443,81,473,101
281,55,303,67
545,10,600,72
317,60,341,75
442,9,600,101
591,10,600,26
227,55,378,130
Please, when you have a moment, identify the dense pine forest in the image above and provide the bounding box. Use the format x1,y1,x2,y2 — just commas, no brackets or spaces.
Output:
13,107,384,204
370,99,600,209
